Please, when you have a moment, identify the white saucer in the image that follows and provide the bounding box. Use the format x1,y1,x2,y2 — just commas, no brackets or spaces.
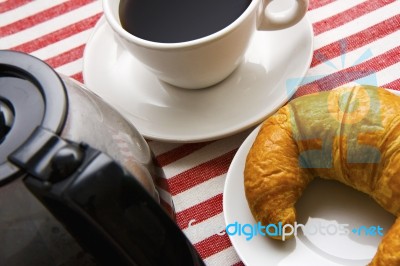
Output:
83,16,313,143
223,90,399,266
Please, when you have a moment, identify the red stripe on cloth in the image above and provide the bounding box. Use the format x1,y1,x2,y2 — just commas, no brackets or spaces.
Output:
0,0,94,37
295,45,400,96
176,194,223,229
11,13,102,53
0,0,31,13
311,14,400,68
383,79,400,91
156,142,213,167
308,0,336,11
232,262,245,266
167,149,237,196
194,233,233,259
45,44,85,69
313,0,394,36
71,72,84,84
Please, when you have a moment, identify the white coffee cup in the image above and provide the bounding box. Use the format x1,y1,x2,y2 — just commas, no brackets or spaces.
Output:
103,0,309,89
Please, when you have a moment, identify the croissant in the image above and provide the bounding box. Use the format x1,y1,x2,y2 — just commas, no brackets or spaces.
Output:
244,85,400,265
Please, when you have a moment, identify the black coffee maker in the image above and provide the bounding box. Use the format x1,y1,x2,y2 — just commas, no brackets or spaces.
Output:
0,50,204,266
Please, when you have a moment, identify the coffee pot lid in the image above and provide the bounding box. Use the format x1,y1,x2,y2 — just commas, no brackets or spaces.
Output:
0,50,67,184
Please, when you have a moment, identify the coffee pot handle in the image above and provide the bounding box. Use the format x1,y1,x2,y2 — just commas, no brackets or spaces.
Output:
10,126,205,266
257,0,309,30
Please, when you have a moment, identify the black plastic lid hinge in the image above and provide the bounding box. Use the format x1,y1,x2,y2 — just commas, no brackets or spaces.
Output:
9,126,85,182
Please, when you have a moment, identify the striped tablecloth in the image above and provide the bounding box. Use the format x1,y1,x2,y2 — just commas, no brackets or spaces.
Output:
1,0,399,265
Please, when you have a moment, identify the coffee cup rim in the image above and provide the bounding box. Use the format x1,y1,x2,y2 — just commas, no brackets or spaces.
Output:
103,0,258,50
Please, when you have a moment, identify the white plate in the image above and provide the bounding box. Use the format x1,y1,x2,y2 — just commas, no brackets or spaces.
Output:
82,16,313,143
223,90,399,266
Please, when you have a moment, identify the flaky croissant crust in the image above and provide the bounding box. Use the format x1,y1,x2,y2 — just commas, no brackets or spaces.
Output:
244,85,400,265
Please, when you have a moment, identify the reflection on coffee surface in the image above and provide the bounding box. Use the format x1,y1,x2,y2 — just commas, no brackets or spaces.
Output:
119,0,252,43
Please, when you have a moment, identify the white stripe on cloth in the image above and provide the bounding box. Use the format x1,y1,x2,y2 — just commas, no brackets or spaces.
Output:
0,1,102,49
0,0,67,27
162,130,248,178
173,173,226,213
314,1,400,49
306,30,400,81
308,0,367,23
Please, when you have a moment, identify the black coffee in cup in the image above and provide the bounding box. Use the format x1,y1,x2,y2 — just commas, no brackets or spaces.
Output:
119,0,252,43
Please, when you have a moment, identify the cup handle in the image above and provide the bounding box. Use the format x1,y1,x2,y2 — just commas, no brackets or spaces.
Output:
257,0,309,30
